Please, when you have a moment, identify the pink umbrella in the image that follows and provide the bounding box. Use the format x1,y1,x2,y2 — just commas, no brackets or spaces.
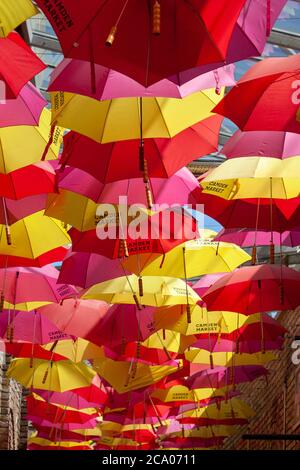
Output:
0,194,47,225
191,336,284,353
0,310,72,344
192,273,228,297
58,251,131,288
215,227,300,247
48,60,235,100
222,130,300,159
38,298,110,347
0,265,77,308
54,166,202,207
168,0,287,84
33,389,103,410
0,82,46,127
187,364,268,389
28,416,98,431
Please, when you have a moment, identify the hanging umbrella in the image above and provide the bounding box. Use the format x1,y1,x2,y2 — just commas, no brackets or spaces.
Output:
32,389,103,411
178,397,254,422
213,53,300,133
192,273,227,297
202,264,300,314
191,336,283,354
36,0,246,86
0,32,45,98
60,116,222,181
151,383,230,405
81,275,200,309
33,427,100,443
184,349,276,367
42,338,105,363
200,156,300,199
7,358,96,392
0,194,47,225
0,82,47,127
48,59,235,99
123,239,250,278
215,227,300,248
0,247,68,269
0,0,38,37
29,415,99,432
38,298,110,347
0,109,64,173
222,130,300,160
0,265,76,312
50,89,223,143
0,341,67,362
27,437,94,451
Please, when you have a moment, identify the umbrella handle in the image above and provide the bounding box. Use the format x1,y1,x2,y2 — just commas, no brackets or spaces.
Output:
145,183,153,210
105,25,117,46
186,303,191,324
209,352,214,370
138,276,144,297
119,239,129,258
5,225,11,246
0,292,4,312
133,294,142,310
251,245,257,265
152,1,161,35
42,368,49,384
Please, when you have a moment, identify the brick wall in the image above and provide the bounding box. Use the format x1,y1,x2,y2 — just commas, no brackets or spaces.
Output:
223,306,300,450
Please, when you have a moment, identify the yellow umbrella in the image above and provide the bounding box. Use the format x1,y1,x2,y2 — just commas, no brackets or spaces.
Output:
50,89,224,143
180,398,254,420
93,357,182,393
0,0,38,37
151,384,232,403
123,239,251,279
0,211,70,258
0,109,64,173
42,339,105,363
6,358,96,392
142,330,196,355
164,425,239,439
27,436,94,450
81,275,200,309
185,349,277,367
100,422,153,436
200,156,300,199
98,436,145,448
30,393,98,416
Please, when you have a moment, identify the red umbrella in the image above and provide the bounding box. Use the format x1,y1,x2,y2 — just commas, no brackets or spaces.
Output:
0,194,47,225
36,0,246,86
0,247,68,268
0,32,45,98
213,54,300,133
60,116,222,182
0,342,67,362
202,264,300,314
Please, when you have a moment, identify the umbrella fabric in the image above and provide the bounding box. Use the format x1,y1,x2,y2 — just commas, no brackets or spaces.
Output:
27,437,94,451
0,0,38,37
193,274,227,297
33,389,102,411
37,0,245,86
178,397,254,421
0,342,67,362
34,427,99,442
0,194,47,225
7,358,96,392
0,109,63,173
81,275,200,307
28,415,98,431
203,264,300,314
0,212,70,259
151,383,230,404
0,32,45,98
123,240,250,278
184,349,276,366
0,162,56,200
213,53,300,133
187,365,268,389
222,130,300,159
201,156,300,199
48,166,202,208
38,299,110,347
0,247,68,269
160,437,223,449
191,336,283,354
60,116,222,181
50,90,223,143
48,59,235,99
215,227,300,247
0,82,47,127
0,265,76,311
42,338,105,363
58,252,131,288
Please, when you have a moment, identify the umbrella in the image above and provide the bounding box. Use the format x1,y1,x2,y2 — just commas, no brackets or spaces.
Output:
0,0,38,37
192,273,227,297
0,342,67,362
42,338,105,362
213,53,300,133
215,227,300,248
81,275,200,309
0,32,45,98
0,109,63,173
178,397,254,422
48,59,235,99
123,239,251,278
38,298,110,347
184,349,276,367
0,265,76,311
27,437,94,451
151,383,230,405
58,252,131,288
200,156,300,199
29,416,99,432
33,388,105,411
60,116,222,181
191,336,283,354
50,89,223,143
0,247,68,269
0,212,70,258
222,130,300,159
0,194,47,225
7,358,96,392
202,264,300,314
0,82,47,127
36,0,245,86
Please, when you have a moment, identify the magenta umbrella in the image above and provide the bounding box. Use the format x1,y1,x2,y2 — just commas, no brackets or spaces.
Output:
0,82,47,127
0,309,72,344
48,60,235,100
192,273,227,297
53,166,202,207
215,227,300,247
58,251,131,288
32,389,100,410
191,336,284,354
168,0,287,84
222,130,300,159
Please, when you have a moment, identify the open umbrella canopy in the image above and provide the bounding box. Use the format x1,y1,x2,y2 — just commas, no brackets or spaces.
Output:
60,116,222,181
0,194,47,225
202,264,300,314
184,349,276,367
178,397,254,422
215,227,300,248
42,338,105,363
0,247,68,269
123,239,251,278
37,0,246,86
50,89,223,143
0,0,38,37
